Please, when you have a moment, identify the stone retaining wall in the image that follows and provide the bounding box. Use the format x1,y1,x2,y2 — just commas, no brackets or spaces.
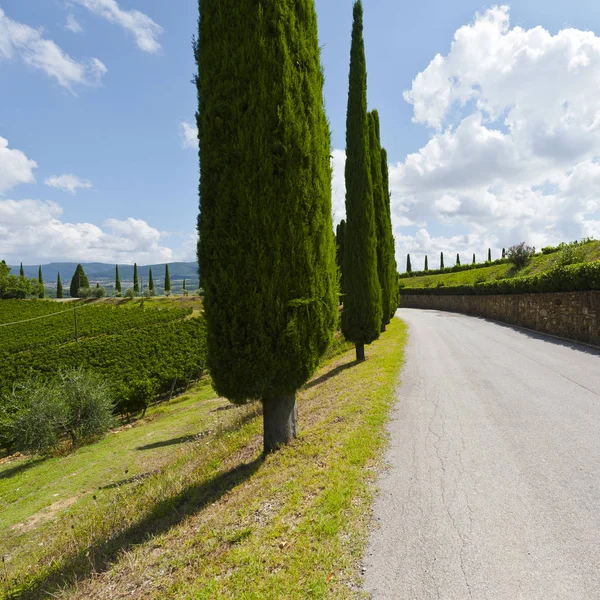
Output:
400,291,600,347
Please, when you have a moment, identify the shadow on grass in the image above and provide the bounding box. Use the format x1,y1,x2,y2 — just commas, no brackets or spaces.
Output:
98,471,156,490
13,455,264,600
0,457,45,481
136,433,202,451
303,359,358,390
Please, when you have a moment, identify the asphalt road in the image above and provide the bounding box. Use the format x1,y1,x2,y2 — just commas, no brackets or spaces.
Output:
364,308,600,600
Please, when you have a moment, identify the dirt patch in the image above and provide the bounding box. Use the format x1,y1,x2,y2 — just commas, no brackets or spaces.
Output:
11,496,81,533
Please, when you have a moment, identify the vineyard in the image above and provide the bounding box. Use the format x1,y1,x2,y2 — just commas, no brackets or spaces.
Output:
0,298,207,433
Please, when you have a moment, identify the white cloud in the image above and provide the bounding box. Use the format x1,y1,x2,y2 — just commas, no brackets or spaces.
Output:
390,5,600,263
0,199,173,264
65,14,83,34
45,173,92,194
180,121,198,149
0,137,37,194
0,7,106,90
74,0,162,53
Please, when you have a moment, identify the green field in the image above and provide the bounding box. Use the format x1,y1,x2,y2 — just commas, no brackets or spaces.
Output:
400,240,600,289
0,297,207,429
0,319,407,599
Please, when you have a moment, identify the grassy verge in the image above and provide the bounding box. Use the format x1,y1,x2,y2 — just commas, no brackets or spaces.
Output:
1,320,407,599
401,240,600,289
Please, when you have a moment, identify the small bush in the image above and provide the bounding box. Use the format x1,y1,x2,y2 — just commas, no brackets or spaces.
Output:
506,242,536,268
2,370,115,455
542,245,558,255
124,288,136,299
554,244,585,268
77,287,92,299
91,286,107,298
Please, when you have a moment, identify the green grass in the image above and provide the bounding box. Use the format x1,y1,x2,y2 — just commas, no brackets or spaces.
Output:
1,322,407,599
400,240,600,289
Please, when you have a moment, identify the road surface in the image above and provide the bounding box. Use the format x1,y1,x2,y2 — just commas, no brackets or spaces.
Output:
364,308,600,599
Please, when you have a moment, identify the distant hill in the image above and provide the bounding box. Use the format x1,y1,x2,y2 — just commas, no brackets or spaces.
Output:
7,262,200,293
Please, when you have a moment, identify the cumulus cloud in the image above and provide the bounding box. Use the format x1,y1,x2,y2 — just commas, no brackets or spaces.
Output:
0,199,173,264
73,0,162,53
0,7,106,90
179,121,198,149
0,137,37,194
390,5,600,265
45,173,92,194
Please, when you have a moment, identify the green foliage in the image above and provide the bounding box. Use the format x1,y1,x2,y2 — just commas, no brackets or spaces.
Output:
456,253,461,266
69,264,89,298
124,287,136,299
196,0,338,401
401,260,600,296
425,256,429,271
340,1,382,349
380,148,399,319
406,254,412,273
502,248,506,258
19,263,24,278
488,248,492,262
2,370,115,455
336,219,346,301
115,265,121,293
56,272,63,299
149,268,154,292
164,264,170,293
507,242,536,268
472,253,476,265
0,261,41,299
400,257,508,279
133,263,139,293
38,266,44,299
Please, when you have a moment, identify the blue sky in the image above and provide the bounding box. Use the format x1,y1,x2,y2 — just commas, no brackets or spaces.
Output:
2,1,600,267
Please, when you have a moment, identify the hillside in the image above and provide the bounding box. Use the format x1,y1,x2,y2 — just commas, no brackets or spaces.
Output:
400,240,600,289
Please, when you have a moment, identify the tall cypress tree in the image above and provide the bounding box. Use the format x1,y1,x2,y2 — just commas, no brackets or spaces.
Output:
502,247,506,259
19,263,24,278
336,219,346,303
341,1,382,360
149,268,154,292
133,263,139,293
380,148,399,320
406,254,412,273
69,264,89,298
425,256,429,271
488,248,492,262
164,264,171,295
56,272,63,299
182,278,186,295
368,110,390,332
38,265,44,299
197,0,338,452
473,253,476,265
115,265,121,294
456,253,461,266
440,252,444,269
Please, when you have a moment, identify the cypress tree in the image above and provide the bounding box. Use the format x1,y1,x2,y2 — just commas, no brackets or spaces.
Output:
425,256,428,271
19,263,24,278
380,148,399,321
164,264,171,295
96,282,100,289
69,264,89,298
406,254,412,273
149,268,154,291
336,219,346,303
473,253,476,265
38,265,44,298
488,248,492,262
182,278,186,294
133,263,139,293
368,110,390,332
440,252,444,269
456,253,461,266
341,1,382,361
56,272,63,299
115,265,121,294
197,0,337,453
502,247,506,259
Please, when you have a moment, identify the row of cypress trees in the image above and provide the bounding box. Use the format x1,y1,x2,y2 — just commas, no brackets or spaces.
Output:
339,1,398,362
407,248,500,272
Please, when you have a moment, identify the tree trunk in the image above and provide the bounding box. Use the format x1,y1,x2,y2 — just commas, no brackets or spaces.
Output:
262,393,298,454
380,323,386,333
356,343,365,362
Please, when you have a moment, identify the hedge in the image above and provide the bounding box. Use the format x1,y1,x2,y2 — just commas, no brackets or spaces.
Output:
400,261,600,296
